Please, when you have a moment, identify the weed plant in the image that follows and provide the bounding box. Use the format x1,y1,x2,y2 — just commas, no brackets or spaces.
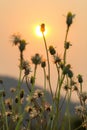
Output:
0,12,87,130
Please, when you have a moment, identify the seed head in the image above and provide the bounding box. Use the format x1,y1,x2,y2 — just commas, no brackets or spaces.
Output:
12,34,21,45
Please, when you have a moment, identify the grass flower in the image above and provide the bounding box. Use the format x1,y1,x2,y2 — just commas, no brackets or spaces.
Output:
40,23,45,33
66,12,75,27
49,45,56,55
10,87,16,93
41,59,46,68
31,53,41,65
77,74,83,83
12,34,21,45
33,89,44,98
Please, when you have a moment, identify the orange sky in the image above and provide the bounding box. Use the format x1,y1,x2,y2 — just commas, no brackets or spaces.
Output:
0,0,87,100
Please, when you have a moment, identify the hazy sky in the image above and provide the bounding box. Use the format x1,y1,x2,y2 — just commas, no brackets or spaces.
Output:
0,0,87,100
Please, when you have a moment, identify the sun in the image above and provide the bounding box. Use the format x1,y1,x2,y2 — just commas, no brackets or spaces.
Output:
35,25,47,37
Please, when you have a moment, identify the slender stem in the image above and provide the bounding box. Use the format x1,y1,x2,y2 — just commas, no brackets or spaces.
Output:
42,32,53,99
55,63,60,97
43,68,46,95
80,83,82,93
17,52,23,113
31,65,37,95
63,26,69,65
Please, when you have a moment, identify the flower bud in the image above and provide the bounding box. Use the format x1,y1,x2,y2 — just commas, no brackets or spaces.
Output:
41,60,46,68
64,42,72,49
63,64,71,75
66,12,73,27
19,39,27,52
49,46,56,55
40,23,45,32
67,69,73,78
12,34,21,45
54,55,61,64
77,74,83,83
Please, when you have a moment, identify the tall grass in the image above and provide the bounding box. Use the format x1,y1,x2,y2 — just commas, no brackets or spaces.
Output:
0,12,87,130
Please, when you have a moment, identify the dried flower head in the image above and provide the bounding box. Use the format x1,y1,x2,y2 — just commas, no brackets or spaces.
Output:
10,87,16,93
31,53,41,65
25,106,33,113
12,34,21,45
5,111,12,117
73,85,78,91
44,102,52,112
64,84,70,91
79,92,87,102
5,98,12,106
5,98,12,110
12,114,20,122
21,60,31,75
75,105,86,118
34,89,44,99
29,108,39,119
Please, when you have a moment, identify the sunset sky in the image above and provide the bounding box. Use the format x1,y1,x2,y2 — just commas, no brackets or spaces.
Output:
0,0,87,100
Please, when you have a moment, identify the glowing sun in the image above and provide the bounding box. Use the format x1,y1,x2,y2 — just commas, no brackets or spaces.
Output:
35,25,47,37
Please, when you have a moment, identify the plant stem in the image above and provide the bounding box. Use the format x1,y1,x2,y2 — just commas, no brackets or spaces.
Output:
42,32,53,100
63,26,69,65
17,52,23,114
43,68,46,96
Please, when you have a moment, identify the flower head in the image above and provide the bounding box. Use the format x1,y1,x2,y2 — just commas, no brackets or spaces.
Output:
40,23,45,33
12,34,21,45
54,54,61,64
64,42,72,49
66,12,75,27
41,59,46,68
31,53,41,65
19,39,27,52
21,60,31,75
77,74,83,83
49,46,56,55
